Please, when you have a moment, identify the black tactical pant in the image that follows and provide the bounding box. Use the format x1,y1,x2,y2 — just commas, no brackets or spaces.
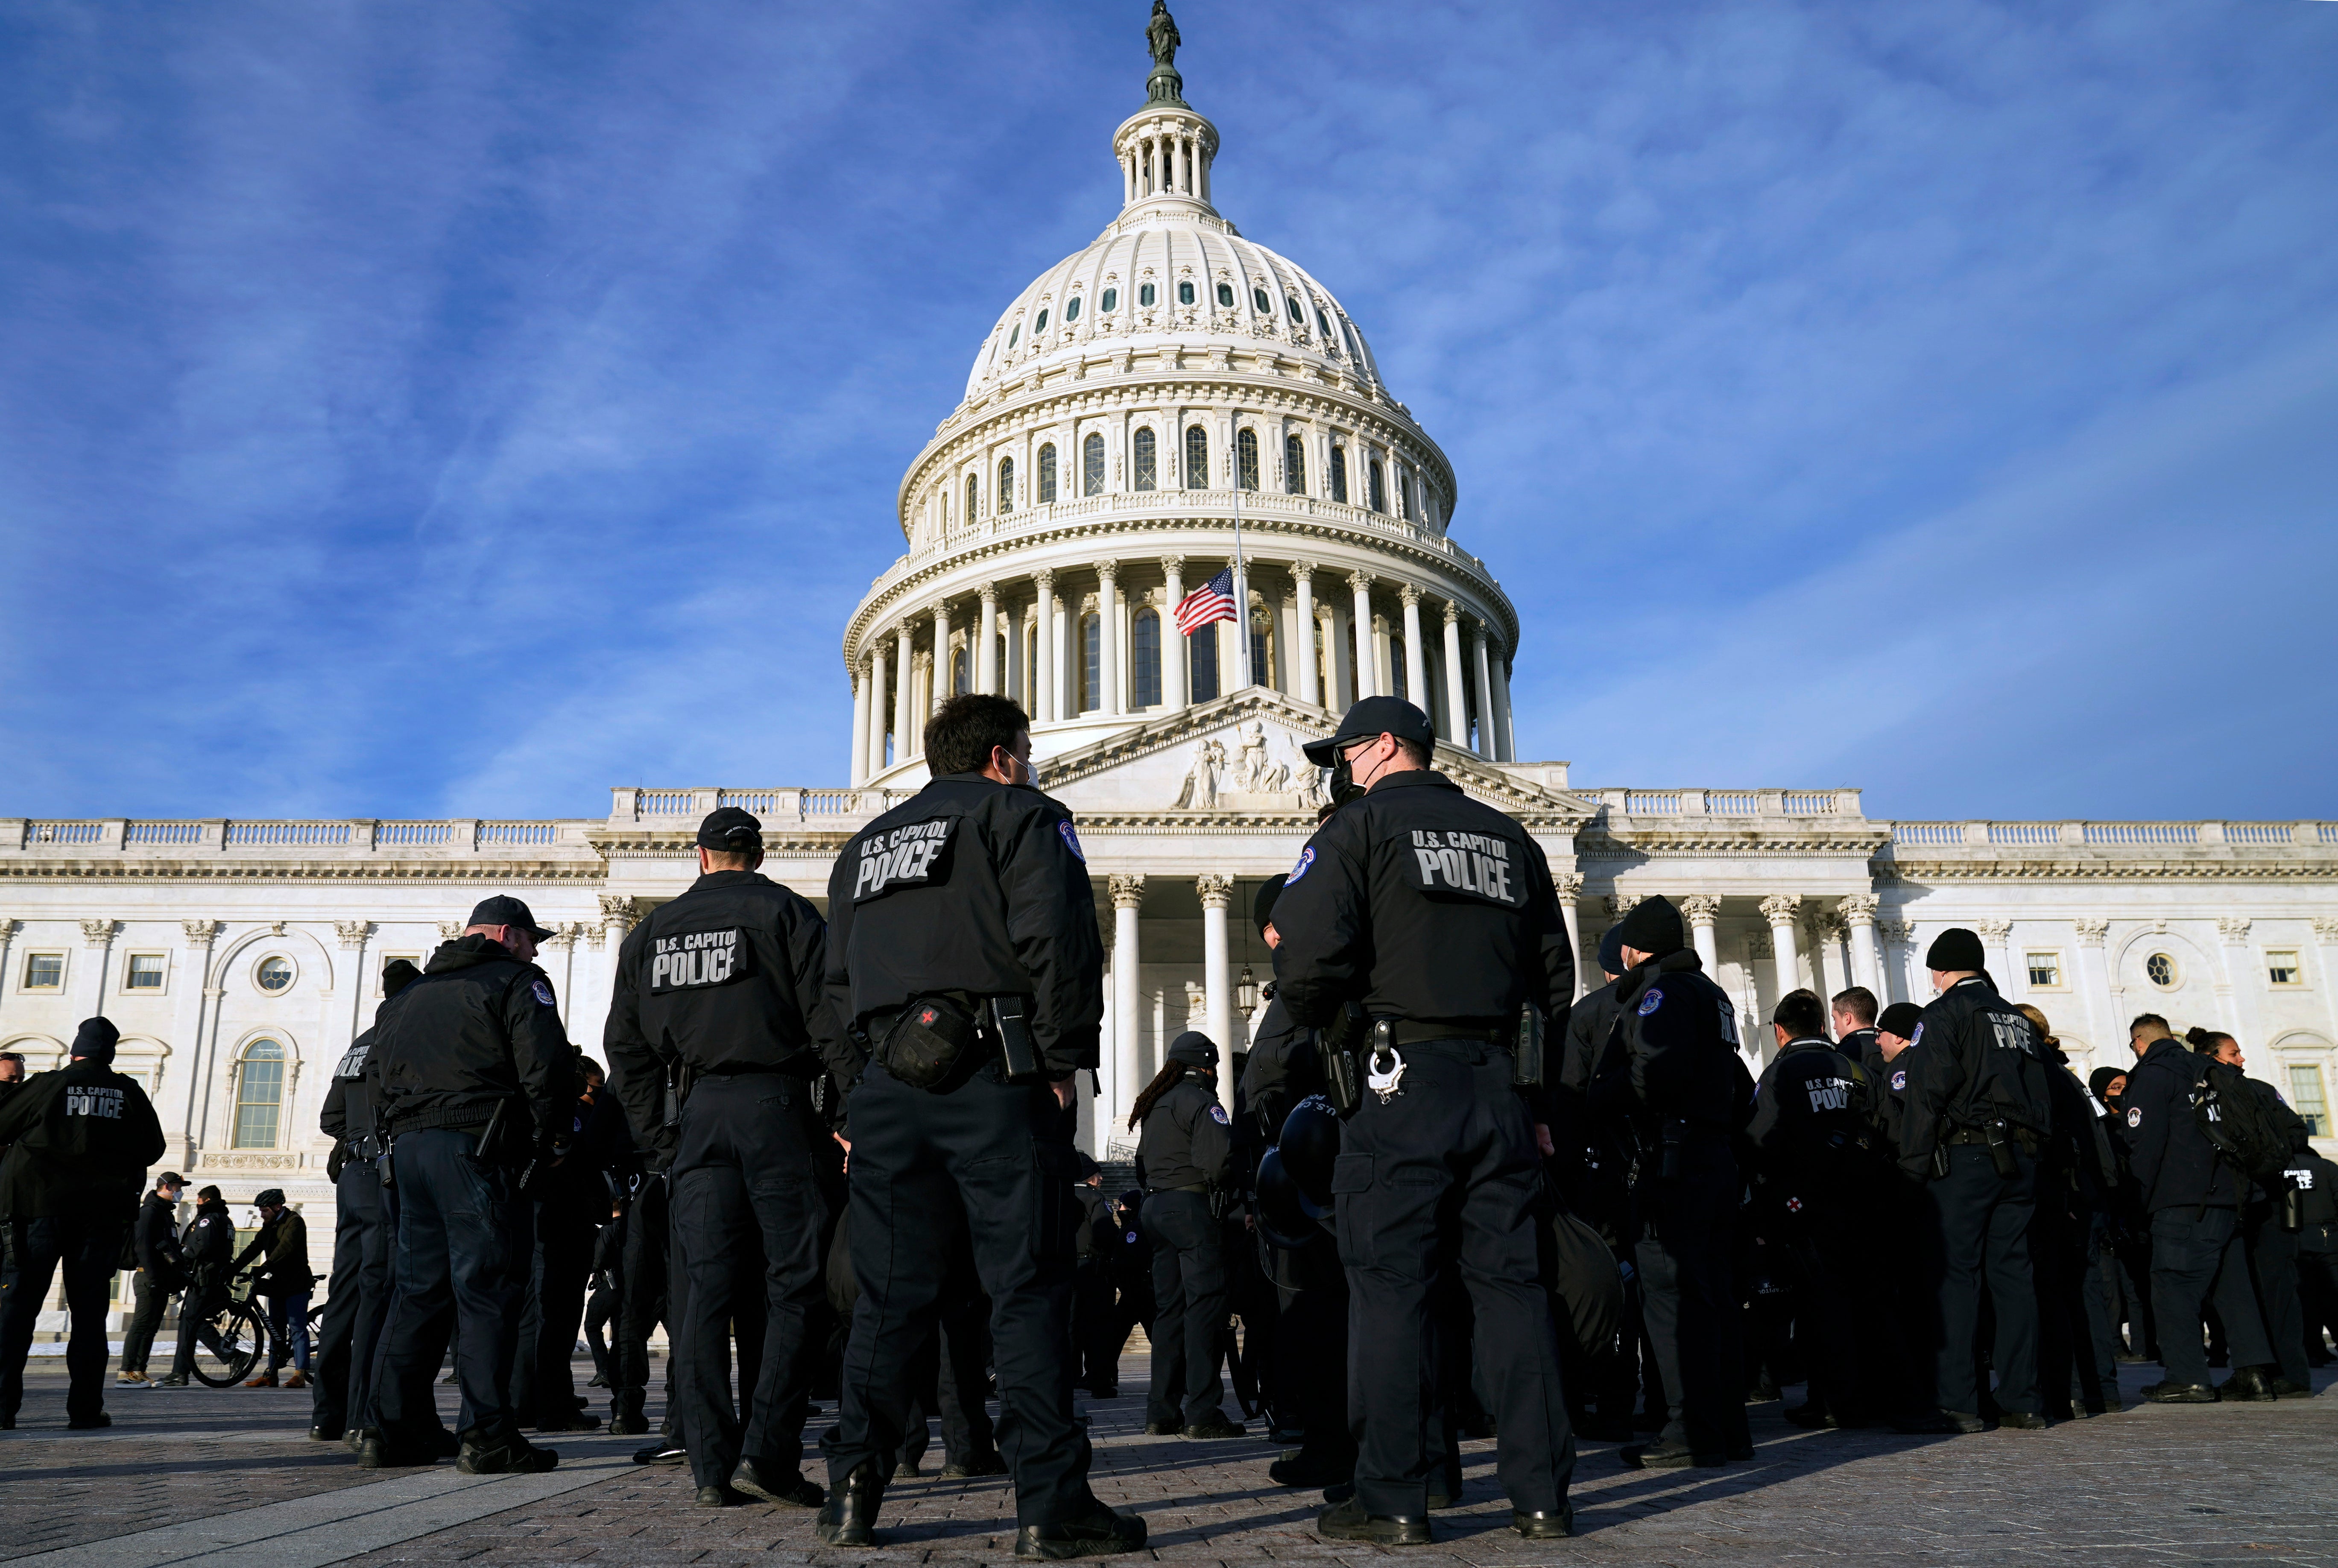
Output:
1635,1135,1751,1459
313,1161,391,1435
121,1269,176,1374
822,1059,1091,1528
1141,1190,1228,1426
614,1174,679,1431
1771,1192,1890,1423
1334,1042,1572,1519
372,1127,532,1450
584,1279,617,1382
2243,1206,2309,1389
1927,1144,2041,1418
670,1072,831,1489
1269,1235,1352,1465
511,1203,597,1427
2036,1203,2120,1416
0,1216,125,1424
1071,1259,1119,1390
893,1298,998,1471
2151,1205,2271,1388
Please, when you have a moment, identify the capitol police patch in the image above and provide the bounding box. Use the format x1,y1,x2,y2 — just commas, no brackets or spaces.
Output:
531,980,556,1008
1890,1069,1907,1092
1637,988,1663,1017
1209,1104,1230,1126
2127,1106,2142,1128
1288,845,1316,884
1912,1022,1925,1046
1058,820,1086,862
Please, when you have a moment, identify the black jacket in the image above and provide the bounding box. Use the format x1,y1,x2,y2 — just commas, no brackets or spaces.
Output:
1074,1182,1114,1262
366,935,576,1150
0,1059,166,1222
1271,770,1572,1038
1136,1075,1233,1192
1239,991,1319,1146
1587,949,1753,1135
181,1196,236,1286
1747,1037,1871,1186
1863,1044,1913,1149
1896,976,2054,1179
2123,1036,2240,1211
234,1210,314,1294
134,1191,187,1280
820,773,1103,1081
2238,1075,2312,1205
605,869,829,1163
321,1025,381,1181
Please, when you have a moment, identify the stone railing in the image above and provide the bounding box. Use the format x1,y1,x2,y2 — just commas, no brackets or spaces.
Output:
608,788,917,826
1589,788,1864,819
1886,821,2334,849
1,819,579,854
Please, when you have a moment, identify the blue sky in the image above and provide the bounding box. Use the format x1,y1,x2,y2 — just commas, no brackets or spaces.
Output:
2,0,2332,823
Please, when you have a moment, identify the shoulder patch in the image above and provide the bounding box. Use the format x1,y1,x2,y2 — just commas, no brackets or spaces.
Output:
1911,1021,1925,1046
1209,1103,1230,1125
1637,988,1663,1017
1890,1069,1907,1093
531,980,557,1008
2127,1106,2142,1128
1400,827,1529,909
1058,819,1086,862
1287,845,1316,884
852,816,960,901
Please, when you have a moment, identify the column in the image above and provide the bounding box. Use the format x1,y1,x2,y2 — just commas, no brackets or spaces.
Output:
1761,895,1803,1005
1554,872,1586,1000
849,662,871,787
2216,917,2261,1044
1097,561,1123,716
1471,623,1496,758
1979,918,2016,999
1879,919,1916,1006
2074,919,2114,1050
932,599,953,713
1681,895,1723,979
892,622,914,759
1198,874,1236,1118
167,921,218,1165
1349,573,1376,697
1440,602,1468,746
1489,646,1515,763
1033,570,1058,724
2312,919,2338,1046
868,643,891,777
977,583,1000,695
1160,557,1188,709
1814,913,1852,1001
1400,586,1427,710
1291,562,1319,707
1110,876,1144,1136
1840,894,1882,995
74,919,115,1018
1326,593,1355,710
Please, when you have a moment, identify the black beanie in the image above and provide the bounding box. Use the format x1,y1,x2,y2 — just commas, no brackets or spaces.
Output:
1613,895,1685,957
1925,928,1986,971
1167,1031,1218,1070
70,1017,120,1064
1597,924,1626,977
1877,1002,1924,1039
1254,874,1287,936
382,959,423,998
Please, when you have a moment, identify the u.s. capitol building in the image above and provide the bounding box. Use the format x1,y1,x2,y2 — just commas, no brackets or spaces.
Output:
3,33,2332,1247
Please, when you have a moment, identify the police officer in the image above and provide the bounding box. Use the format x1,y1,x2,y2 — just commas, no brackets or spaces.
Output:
159,1184,235,1388
1585,896,1755,1469
1130,1032,1241,1439
2121,1014,2278,1402
365,895,575,1474
813,693,1143,1558
118,1172,188,1385
1864,1002,1924,1145
1830,989,1880,1102
1272,696,1575,1544
605,806,833,1509
1895,928,2054,1431
2191,1029,2316,1398
0,1018,166,1430
313,958,420,1444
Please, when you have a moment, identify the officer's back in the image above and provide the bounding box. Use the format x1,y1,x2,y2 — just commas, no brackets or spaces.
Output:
1896,962,2053,1178
370,907,574,1154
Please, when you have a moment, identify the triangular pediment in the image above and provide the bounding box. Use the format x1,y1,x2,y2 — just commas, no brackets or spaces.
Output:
1033,688,1595,829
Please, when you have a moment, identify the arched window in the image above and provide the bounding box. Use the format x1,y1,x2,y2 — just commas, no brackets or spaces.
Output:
1082,432,1106,497
1216,282,1235,308
1316,307,1332,335
997,456,1014,514
1036,307,1050,332
1367,459,1386,513
1284,434,1306,495
234,1039,285,1149
1179,281,1196,305
1286,296,1303,325
1038,443,1057,504
1066,294,1082,322
1190,616,1220,702
1389,637,1407,701
1133,608,1162,707
1329,445,1349,503
1249,611,1272,692
1184,426,1208,489
965,474,979,524
1132,427,1157,491
1009,322,1020,349
1253,287,1271,314
1140,283,1157,307
1396,472,1411,521
1100,287,1117,313
1079,613,1102,712
951,644,968,696
1236,428,1260,491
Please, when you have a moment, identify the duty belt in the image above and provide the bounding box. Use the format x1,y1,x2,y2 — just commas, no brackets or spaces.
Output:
1382,1021,1509,1050
1146,1182,1208,1195
1943,1126,2040,1153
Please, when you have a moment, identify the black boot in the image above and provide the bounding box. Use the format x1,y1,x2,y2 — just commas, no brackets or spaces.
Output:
1317,1495,1432,1545
1013,1499,1147,1559
816,1462,884,1547
734,1457,825,1507
2216,1367,2277,1403
1513,1508,1573,1539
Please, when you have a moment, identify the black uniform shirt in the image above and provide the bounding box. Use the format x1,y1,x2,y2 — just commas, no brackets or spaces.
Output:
1863,1044,1914,1148
0,1058,167,1222
820,773,1103,1081
1896,976,2054,1178
1747,1037,1870,1185
1837,1027,1879,1071
2120,1036,2239,1211
134,1191,187,1276
1270,769,1573,1033
2291,1153,2338,1230
367,935,576,1147
1239,990,1319,1145
605,868,829,1159
2238,1076,2312,1206
181,1196,235,1284
322,1024,380,1179
1137,1077,1233,1192
1588,950,1752,1133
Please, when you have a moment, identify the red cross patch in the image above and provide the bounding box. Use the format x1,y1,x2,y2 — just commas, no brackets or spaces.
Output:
1785,1196,1803,1213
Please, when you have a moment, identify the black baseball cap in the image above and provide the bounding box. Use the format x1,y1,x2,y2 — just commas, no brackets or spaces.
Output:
1302,696,1437,767
466,895,555,942
252,1188,287,1208
696,806,764,852
155,1172,185,1190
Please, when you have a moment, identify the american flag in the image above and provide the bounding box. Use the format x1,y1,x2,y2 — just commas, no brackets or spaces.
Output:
1173,568,1237,637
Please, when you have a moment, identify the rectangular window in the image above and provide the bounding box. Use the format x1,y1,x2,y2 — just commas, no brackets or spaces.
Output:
2266,950,2301,986
22,952,64,991
1038,444,1057,504
2289,1065,2329,1138
1329,445,1348,503
1236,428,1259,491
1367,460,1385,512
1080,614,1100,713
1132,428,1156,491
1133,611,1162,707
1249,618,1270,691
2026,951,2061,988
125,954,166,991
1189,620,1219,702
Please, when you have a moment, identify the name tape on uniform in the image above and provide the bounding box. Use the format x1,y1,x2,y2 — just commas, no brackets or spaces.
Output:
1403,828,1526,908
1805,1075,1854,1113
64,1085,126,1120
853,817,958,902
649,927,750,992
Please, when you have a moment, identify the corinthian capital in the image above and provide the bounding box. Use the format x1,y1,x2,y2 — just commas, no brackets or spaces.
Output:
80,919,117,947
181,919,222,948
1551,871,1584,900
1838,894,1879,923
1109,875,1146,911
1679,895,1722,927
1195,873,1233,909
1759,894,1803,925
1604,893,1644,920
2074,917,2110,945
334,920,371,950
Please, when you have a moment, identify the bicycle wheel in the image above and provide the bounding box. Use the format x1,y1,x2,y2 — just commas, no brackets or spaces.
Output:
187,1298,269,1387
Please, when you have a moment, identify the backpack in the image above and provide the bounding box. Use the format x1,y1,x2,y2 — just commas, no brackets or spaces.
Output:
2189,1059,2294,1184
1544,1204,1624,1367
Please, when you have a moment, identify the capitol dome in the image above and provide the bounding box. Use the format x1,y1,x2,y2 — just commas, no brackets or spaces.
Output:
843,20,1522,786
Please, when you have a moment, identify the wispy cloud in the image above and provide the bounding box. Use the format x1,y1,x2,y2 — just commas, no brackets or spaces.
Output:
0,0,2331,821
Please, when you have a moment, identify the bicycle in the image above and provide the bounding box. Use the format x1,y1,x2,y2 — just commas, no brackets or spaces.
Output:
181,1273,273,1388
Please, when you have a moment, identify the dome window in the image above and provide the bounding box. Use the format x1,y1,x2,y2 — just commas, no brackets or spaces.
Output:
1286,297,1303,325
1316,308,1332,335
1184,425,1208,489
1140,284,1157,307
1132,427,1156,491
1036,308,1050,332
1217,283,1235,308
1101,288,1118,313
1236,428,1260,491
1180,281,1197,305
1083,431,1106,497
1038,443,1058,504
1008,324,1020,348
1066,295,1082,322
1252,287,1271,314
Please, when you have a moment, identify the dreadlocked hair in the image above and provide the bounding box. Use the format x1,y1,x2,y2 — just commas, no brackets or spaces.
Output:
1128,1061,1195,1133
